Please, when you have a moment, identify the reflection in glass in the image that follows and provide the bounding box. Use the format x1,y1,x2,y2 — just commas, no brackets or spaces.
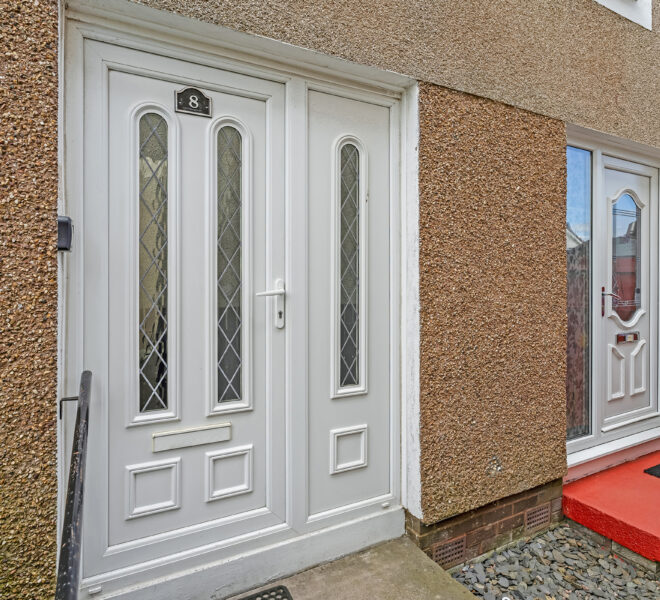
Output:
566,146,591,440
138,113,169,412
217,126,242,402
339,144,360,387
612,193,641,322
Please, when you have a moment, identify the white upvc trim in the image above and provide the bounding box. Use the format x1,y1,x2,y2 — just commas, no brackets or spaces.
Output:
594,0,652,30
401,84,422,519
567,425,660,470
567,125,660,169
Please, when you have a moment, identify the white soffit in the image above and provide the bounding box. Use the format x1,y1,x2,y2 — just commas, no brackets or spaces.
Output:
594,0,652,30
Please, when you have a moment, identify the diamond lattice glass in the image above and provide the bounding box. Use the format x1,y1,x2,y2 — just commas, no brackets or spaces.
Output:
339,144,360,387
138,113,169,412
217,126,242,402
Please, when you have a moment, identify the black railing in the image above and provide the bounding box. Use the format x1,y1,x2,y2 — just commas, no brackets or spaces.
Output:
55,371,92,600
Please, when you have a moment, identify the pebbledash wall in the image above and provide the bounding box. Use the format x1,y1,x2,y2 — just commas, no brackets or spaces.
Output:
0,1,59,599
1,0,659,598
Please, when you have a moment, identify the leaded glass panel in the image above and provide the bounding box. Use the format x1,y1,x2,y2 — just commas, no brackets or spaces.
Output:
138,113,169,412
339,143,360,388
217,126,242,402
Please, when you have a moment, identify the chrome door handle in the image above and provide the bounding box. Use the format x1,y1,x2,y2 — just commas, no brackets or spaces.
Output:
255,282,285,297
256,278,285,328
601,287,621,317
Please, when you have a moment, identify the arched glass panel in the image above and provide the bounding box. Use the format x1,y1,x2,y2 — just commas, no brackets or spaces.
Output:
339,143,360,388
612,193,641,322
138,113,169,412
217,126,243,402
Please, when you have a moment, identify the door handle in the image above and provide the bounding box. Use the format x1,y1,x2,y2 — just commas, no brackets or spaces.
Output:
601,287,621,317
256,278,285,328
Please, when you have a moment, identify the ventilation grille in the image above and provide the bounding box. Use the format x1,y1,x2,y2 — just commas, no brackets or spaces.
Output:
237,586,293,600
431,535,467,568
525,502,551,530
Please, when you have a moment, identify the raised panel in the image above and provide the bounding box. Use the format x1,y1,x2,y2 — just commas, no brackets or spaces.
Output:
205,445,253,502
608,344,625,402
126,458,180,519
330,425,368,474
630,339,647,397
152,423,231,452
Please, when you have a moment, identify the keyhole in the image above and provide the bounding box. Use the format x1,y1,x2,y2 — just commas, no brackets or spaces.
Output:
278,311,283,319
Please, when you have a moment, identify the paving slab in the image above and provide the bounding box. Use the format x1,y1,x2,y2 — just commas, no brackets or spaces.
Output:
227,536,476,600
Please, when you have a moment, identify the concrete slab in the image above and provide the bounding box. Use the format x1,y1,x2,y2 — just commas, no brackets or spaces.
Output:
227,536,475,600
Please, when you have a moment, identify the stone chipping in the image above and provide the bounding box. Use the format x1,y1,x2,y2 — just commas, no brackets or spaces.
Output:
0,1,59,599
452,523,660,599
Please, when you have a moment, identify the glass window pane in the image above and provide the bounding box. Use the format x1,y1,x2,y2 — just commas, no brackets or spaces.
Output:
339,144,360,388
566,146,592,441
138,113,169,412
612,193,641,322
217,126,242,403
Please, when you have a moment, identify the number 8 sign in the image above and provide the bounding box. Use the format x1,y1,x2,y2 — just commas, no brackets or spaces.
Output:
175,87,212,117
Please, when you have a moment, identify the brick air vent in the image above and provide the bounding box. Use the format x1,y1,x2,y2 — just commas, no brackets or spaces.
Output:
525,502,551,530
431,535,467,568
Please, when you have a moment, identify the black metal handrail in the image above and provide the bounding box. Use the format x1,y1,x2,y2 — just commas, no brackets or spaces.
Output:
55,371,92,600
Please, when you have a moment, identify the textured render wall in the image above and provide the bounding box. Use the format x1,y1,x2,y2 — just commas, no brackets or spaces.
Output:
417,83,567,523
136,0,660,148
0,1,59,598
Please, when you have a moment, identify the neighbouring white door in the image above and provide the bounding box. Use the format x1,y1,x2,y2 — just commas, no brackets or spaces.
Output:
595,155,658,437
68,37,400,597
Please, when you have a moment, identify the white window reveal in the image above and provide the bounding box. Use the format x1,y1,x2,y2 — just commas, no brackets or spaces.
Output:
594,0,652,30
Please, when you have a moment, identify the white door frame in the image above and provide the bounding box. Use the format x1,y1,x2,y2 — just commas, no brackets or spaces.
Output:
567,125,660,467
59,1,417,597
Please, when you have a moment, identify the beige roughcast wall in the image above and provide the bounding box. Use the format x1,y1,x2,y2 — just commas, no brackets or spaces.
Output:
0,1,59,599
136,0,660,149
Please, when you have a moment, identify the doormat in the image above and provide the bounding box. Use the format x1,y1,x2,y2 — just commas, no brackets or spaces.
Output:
643,464,660,478
235,585,293,600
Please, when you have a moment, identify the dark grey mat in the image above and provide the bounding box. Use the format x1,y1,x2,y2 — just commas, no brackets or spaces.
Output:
236,586,293,600
643,464,660,478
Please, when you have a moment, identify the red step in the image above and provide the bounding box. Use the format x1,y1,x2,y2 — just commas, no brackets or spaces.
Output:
563,450,660,562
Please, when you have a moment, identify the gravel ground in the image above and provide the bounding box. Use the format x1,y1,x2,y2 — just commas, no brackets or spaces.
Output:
452,523,659,599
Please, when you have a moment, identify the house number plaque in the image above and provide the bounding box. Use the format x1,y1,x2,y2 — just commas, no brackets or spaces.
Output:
175,87,211,117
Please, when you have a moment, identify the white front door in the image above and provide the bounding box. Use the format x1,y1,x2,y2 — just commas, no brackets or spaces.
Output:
66,35,401,598
81,40,287,577
595,155,659,437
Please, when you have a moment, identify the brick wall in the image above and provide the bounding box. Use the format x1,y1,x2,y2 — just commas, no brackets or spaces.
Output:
407,479,564,569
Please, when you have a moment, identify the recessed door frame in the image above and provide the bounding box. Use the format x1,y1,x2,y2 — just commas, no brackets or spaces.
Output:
567,126,660,466
59,1,416,597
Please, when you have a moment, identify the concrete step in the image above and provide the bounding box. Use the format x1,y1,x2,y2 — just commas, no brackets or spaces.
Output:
227,536,476,600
